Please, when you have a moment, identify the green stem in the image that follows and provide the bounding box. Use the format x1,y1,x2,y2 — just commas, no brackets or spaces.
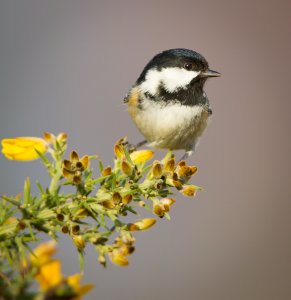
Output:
49,160,62,195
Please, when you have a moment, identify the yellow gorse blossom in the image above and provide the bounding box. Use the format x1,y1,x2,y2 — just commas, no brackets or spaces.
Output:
35,259,62,291
130,149,154,164
66,274,94,300
35,259,93,299
1,136,48,161
31,241,93,299
128,218,156,231
30,240,57,266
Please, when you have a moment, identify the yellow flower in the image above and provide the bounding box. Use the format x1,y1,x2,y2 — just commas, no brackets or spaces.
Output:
109,250,129,266
2,137,48,161
28,240,57,267
66,274,94,300
130,149,154,164
128,218,156,231
181,185,197,197
35,260,93,299
35,259,62,291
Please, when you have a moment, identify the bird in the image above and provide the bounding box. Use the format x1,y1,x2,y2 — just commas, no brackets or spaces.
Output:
124,48,221,160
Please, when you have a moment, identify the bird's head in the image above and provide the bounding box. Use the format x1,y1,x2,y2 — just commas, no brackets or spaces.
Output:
136,48,220,104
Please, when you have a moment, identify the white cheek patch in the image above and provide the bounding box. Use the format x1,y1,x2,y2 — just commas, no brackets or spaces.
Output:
140,67,200,94
161,68,200,92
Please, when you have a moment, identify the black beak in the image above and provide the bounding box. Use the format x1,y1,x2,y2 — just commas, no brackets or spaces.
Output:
200,69,221,78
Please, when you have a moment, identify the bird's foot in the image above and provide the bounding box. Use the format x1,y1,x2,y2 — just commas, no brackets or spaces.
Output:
122,140,147,153
178,150,193,162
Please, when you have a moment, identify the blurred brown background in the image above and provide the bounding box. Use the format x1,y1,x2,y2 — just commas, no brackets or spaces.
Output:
1,1,291,299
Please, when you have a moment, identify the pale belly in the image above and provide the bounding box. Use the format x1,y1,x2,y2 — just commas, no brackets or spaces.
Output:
131,101,210,151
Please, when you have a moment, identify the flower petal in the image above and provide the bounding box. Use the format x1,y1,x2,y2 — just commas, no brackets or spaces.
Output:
130,150,154,164
2,137,47,161
35,260,62,291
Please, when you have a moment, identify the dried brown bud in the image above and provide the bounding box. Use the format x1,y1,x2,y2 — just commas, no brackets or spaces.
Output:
62,225,69,234
178,160,186,167
121,160,132,175
70,150,79,162
127,223,139,231
73,175,82,185
62,168,73,180
56,213,65,221
63,159,72,170
102,166,112,176
72,224,80,234
122,194,133,205
114,144,124,159
164,158,175,172
57,132,68,143
112,192,122,204
43,132,56,144
18,219,26,230
152,161,163,178
75,208,88,219
188,166,198,175
153,204,166,217
80,155,89,170
174,180,183,190
181,185,197,197
102,199,115,209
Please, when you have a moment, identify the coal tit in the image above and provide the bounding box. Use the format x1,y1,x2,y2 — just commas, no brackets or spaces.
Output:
124,48,220,160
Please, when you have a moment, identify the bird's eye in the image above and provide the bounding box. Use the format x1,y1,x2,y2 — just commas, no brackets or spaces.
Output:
184,63,193,71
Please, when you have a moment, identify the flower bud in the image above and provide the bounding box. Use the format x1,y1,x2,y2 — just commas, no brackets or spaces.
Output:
62,225,69,234
102,199,115,209
161,197,176,207
62,168,73,180
152,161,163,178
63,159,72,170
73,235,86,250
43,132,56,144
71,224,80,234
153,204,166,217
181,185,197,197
114,144,124,159
80,155,89,170
178,160,186,167
73,175,82,185
164,158,175,172
75,208,88,219
112,192,122,204
101,166,112,176
56,213,65,221
56,132,68,143
137,218,156,230
127,223,139,231
121,160,132,175
122,194,133,205
129,218,156,231
70,150,79,162
109,251,129,266
18,219,26,230
119,245,135,256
